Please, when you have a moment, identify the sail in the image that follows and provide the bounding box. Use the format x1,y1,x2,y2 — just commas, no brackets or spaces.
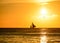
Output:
30,23,36,28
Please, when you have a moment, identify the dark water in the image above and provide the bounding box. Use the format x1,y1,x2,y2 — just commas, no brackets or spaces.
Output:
0,35,60,43
0,28,60,43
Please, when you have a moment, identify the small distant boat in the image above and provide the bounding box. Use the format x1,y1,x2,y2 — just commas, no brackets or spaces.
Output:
30,23,36,28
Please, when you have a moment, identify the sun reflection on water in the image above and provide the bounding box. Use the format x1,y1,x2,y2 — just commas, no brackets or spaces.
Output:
40,35,47,43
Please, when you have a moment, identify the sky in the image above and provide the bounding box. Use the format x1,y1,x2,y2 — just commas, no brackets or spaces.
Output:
0,0,60,28
1,0,58,3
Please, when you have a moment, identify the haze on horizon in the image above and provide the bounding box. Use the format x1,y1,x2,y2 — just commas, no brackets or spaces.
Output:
0,0,60,28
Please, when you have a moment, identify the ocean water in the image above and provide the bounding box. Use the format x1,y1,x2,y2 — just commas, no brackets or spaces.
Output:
0,28,60,43
0,35,40,43
0,34,60,43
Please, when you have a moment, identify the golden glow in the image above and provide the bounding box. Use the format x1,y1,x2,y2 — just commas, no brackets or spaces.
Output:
39,14,57,20
39,0,49,2
38,7,49,20
40,7,48,15
31,6,58,28
34,0,54,3
40,35,47,43
1,1,60,28
37,7,57,20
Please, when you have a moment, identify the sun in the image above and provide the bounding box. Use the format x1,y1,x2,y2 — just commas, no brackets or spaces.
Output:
37,7,57,21
40,7,48,16
32,7,57,21
39,7,49,20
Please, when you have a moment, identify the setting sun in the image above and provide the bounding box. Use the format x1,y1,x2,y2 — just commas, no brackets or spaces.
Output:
35,7,57,21
40,7,48,15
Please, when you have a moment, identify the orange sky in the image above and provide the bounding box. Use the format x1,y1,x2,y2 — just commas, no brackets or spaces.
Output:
0,0,60,28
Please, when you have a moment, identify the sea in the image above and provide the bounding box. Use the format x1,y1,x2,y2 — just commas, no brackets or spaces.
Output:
0,28,60,43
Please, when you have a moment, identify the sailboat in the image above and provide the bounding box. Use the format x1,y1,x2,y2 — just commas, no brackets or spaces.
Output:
30,23,36,28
